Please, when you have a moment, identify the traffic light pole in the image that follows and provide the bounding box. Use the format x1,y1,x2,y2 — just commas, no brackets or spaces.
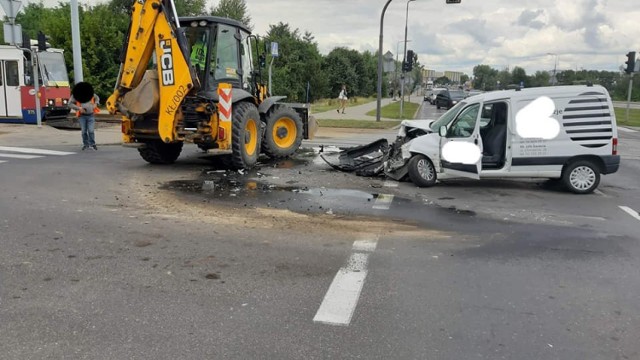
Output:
626,73,633,124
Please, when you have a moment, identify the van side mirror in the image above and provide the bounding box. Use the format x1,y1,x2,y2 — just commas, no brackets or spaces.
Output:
439,125,447,137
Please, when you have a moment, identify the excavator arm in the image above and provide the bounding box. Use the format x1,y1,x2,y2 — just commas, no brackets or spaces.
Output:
106,0,195,143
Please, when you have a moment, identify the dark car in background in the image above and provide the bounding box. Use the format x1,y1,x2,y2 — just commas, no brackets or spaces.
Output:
435,89,466,109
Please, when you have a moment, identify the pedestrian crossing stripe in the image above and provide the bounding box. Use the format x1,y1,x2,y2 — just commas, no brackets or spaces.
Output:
0,146,75,156
0,153,44,159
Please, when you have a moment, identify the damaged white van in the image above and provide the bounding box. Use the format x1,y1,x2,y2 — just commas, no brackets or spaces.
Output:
384,85,620,194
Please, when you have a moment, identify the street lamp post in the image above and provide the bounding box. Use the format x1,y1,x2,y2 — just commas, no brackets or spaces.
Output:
376,0,394,122
400,0,416,119
547,52,558,86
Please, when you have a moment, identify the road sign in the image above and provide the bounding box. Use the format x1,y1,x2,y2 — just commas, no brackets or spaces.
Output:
3,23,21,45
271,42,279,57
0,0,22,19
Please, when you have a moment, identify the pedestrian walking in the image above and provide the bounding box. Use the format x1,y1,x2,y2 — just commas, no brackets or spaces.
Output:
337,84,348,114
69,82,101,150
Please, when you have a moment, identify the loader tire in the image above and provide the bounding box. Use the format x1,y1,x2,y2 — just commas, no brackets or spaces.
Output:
231,102,261,169
138,140,183,164
262,105,303,159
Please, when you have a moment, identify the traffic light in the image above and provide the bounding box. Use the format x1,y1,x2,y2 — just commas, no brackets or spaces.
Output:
37,31,48,52
403,50,415,72
624,51,636,74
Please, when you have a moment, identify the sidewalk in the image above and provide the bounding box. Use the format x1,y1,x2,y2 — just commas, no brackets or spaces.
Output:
313,96,423,121
0,123,122,148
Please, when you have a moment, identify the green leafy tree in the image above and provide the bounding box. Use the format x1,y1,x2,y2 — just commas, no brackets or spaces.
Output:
264,22,325,102
473,64,498,91
435,76,450,85
511,66,527,87
529,71,550,87
210,0,252,29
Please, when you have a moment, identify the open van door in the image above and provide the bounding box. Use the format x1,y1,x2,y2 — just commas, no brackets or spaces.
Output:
439,103,482,179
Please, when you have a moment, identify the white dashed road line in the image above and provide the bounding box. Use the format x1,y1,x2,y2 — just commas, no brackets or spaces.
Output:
0,153,44,159
0,160,5,164
0,146,75,156
373,194,394,210
619,206,640,222
383,180,399,188
313,236,379,326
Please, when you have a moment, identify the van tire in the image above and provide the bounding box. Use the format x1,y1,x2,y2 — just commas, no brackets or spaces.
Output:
408,155,437,187
562,160,600,194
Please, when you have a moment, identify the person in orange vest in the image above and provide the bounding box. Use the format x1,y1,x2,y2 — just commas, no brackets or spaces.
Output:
69,82,101,150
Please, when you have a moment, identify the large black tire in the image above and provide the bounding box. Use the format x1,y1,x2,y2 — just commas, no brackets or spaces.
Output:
262,105,304,159
562,160,600,194
138,140,183,164
407,154,437,187
436,101,441,109
231,102,261,169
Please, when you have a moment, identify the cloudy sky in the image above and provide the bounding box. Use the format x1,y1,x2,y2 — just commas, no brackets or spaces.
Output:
10,0,640,76
244,0,640,75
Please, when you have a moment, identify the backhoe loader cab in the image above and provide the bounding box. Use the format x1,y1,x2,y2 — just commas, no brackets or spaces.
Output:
182,17,249,93
107,1,314,169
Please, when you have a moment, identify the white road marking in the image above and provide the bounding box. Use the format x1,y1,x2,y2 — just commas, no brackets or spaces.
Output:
619,206,640,221
0,146,75,156
352,239,378,252
373,194,394,210
594,189,608,197
0,160,6,164
383,180,398,188
618,127,638,133
314,236,379,326
0,153,44,159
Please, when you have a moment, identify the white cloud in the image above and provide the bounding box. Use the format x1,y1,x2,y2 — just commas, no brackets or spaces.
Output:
15,0,640,75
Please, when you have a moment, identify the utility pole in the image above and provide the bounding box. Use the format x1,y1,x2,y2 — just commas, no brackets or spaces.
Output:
376,0,394,122
70,0,83,82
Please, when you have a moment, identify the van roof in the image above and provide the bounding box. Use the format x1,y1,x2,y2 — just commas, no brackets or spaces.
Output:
467,85,609,103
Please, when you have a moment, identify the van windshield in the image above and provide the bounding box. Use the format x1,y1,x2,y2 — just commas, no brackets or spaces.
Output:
430,101,465,130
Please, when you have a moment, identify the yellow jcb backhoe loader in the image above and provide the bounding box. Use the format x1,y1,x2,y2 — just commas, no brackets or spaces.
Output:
106,0,316,168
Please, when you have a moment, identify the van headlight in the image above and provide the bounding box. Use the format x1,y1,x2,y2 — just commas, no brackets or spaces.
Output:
452,100,457,104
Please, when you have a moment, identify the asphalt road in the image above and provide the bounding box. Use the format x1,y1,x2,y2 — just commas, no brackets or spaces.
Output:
0,118,639,359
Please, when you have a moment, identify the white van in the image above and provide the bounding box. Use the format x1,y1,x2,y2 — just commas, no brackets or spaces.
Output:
385,85,620,194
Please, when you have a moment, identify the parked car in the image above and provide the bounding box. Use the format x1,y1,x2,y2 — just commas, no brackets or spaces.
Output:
435,89,466,109
424,87,446,104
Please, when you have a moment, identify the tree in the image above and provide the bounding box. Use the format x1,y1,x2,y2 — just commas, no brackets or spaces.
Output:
511,66,527,87
264,22,325,102
175,0,207,16
435,76,450,85
210,0,252,29
529,71,550,88
473,64,498,91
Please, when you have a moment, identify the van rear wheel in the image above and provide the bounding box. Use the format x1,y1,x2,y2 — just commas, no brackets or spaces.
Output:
408,155,437,187
562,160,600,194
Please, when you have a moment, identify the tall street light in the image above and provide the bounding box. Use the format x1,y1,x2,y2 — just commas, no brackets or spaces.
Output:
547,52,558,86
400,0,416,119
394,39,411,100
376,0,394,122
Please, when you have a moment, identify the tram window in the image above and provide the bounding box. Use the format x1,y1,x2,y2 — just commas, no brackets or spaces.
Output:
5,61,19,86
